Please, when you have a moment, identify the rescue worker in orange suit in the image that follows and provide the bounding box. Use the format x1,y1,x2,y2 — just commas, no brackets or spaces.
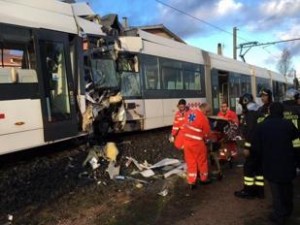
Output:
183,105,211,189
217,101,239,125
170,99,189,150
234,93,263,199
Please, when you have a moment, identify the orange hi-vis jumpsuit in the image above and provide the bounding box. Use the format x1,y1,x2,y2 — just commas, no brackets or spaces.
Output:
183,108,211,184
171,110,187,150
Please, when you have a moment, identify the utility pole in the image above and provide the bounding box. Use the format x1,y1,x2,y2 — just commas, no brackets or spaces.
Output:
233,27,237,60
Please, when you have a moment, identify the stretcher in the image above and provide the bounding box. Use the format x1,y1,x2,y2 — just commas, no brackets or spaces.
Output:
208,116,240,177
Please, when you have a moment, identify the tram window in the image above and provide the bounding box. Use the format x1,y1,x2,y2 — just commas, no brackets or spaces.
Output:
183,70,201,90
120,72,141,97
256,77,270,96
241,75,251,94
43,41,71,121
142,56,160,90
162,67,182,90
117,55,139,72
272,81,285,102
91,58,119,88
0,42,36,84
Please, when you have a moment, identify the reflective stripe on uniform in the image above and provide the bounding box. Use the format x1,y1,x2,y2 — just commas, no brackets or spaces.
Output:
244,176,254,185
184,133,203,141
255,176,264,180
185,125,202,133
293,138,300,148
244,142,251,147
255,181,264,186
188,173,197,178
257,116,266,123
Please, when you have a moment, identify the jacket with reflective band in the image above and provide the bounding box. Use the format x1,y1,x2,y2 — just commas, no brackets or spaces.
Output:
171,110,186,136
184,108,211,141
240,108,259,149
283,102,300,148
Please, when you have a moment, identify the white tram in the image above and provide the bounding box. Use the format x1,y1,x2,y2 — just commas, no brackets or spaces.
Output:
113,29,291,131
0,0,123,155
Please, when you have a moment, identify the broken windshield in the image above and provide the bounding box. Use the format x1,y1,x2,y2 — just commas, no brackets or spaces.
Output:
91,58,119,89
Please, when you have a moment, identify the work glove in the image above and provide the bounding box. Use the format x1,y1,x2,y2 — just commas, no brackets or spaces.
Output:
169,135,175,143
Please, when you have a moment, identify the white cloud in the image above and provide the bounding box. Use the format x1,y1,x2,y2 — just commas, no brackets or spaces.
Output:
215,0,243,16
260,0,300,17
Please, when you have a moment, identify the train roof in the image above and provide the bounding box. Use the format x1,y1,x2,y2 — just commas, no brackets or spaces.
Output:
118,29,205,64
208,52,251,75
269,70,286,82
0,0,105,36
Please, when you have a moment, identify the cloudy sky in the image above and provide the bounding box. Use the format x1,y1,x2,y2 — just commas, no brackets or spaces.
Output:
80,0,300,76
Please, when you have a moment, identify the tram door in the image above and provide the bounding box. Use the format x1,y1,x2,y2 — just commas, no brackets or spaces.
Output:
211,69,230,115
35,30,78,142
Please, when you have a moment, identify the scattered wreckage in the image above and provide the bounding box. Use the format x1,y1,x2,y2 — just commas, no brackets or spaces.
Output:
81,142,186,196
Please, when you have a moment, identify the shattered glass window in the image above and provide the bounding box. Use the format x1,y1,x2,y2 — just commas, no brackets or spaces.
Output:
91,58,119,88
120,72,141,97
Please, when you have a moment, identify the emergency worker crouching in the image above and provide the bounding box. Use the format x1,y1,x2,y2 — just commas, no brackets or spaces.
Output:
234,93,265,199
283,88,300,169
183,105,211,189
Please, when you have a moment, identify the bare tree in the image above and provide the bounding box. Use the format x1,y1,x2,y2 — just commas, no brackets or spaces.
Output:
277,48,293,76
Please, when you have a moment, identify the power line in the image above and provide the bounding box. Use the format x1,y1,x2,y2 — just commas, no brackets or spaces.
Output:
155,0,300,63
155,0,249,42
238,38,300,62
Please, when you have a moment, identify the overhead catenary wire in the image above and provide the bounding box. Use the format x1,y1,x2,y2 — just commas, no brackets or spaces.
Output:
155,0,299,62
155,0,249,42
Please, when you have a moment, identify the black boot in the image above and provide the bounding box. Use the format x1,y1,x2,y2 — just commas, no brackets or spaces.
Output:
234,187,256,199
188,183,197,190
256,186,265,199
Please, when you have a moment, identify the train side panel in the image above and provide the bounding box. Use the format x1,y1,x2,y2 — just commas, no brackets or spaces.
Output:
0,99,44,155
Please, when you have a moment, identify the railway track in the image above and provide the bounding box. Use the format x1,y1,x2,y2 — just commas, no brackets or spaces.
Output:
0,127,176,223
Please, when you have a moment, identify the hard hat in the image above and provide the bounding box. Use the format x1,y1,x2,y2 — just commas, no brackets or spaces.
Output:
285,88,300,101
258,88,272,97
239,93,253,106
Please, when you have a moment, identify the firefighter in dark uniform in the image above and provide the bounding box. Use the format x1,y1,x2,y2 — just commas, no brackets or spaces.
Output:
252,102,299,224
283,88,300,170
234,93,264,199
253,88,273,197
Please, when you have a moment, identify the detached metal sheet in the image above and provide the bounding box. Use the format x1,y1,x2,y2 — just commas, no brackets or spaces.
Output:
0,0,78,34
71,2,96,16
76,17,105,36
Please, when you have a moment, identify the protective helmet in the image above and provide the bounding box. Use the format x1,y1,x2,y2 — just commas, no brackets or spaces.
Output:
239,93,254,107
285,88,300,101
258,88,272,97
